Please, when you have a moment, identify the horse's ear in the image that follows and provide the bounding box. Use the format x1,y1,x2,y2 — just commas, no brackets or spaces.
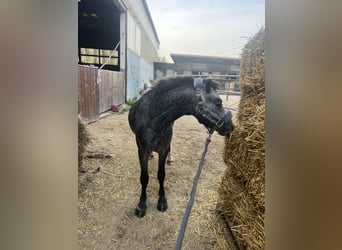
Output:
193,78,204,89
203,79,218,92
203,79,213,93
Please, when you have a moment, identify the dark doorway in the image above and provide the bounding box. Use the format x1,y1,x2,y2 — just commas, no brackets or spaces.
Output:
78,0,121,71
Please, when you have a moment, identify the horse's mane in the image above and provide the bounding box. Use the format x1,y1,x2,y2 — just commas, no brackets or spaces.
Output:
152,77,193,96
150,76,219,98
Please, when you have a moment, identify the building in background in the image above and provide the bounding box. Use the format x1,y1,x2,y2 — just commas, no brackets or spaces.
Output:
123,0,160,99
152,54,241,90
78,0,159,121
153,62,176,80
153,54,241,90
170,53,240,76
78,0,159,100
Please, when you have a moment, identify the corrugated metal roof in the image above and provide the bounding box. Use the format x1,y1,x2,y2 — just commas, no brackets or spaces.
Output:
170,53,240,64
142,0,160,45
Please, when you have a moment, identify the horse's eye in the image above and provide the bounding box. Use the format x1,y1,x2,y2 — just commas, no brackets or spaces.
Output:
214,97,222,107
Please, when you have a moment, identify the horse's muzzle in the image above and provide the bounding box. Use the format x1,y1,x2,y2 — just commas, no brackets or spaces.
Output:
223,109,232,123
217,109,234,136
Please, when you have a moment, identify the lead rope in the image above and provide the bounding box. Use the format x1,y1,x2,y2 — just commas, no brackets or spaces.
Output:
174,124,219,250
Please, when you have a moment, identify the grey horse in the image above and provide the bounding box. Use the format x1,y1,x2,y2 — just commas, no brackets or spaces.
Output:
128,76,234,218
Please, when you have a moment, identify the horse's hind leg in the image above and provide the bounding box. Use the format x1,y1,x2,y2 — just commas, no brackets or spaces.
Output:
157,150,168,212
167,148,174,163
135,148,149,218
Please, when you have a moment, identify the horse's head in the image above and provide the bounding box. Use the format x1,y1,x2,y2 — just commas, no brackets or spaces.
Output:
194,78,234,136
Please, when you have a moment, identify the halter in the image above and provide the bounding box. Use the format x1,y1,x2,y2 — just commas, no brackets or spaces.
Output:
194,78,224,133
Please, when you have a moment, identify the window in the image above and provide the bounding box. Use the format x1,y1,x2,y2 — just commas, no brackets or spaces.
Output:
231,64,240,72
166,70,174,77
183,70,192,75
79,48,119,66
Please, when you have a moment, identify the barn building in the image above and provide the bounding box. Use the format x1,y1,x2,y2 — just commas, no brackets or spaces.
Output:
154,54,241,90
78,0,159,122
170,53,240,76
153,62,176,80
171,53,240,89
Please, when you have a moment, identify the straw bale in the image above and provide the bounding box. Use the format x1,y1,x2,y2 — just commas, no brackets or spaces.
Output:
78,117,90,169
224,99,265,208
219,28,265,249
218,167,265,250
224,27,265,208
237,27,265,124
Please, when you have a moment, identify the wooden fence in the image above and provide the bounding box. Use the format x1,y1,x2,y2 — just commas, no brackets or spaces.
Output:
98,70,125,113
78,65,99,123
78,65,125,123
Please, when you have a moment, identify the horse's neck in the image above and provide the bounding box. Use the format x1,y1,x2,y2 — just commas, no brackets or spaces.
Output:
152,89,197,129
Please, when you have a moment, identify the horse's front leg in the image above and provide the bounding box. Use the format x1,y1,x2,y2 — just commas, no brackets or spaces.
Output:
136,148,149,218
157,150,168,212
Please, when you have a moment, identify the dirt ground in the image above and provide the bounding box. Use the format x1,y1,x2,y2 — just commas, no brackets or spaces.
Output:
78,95,240,250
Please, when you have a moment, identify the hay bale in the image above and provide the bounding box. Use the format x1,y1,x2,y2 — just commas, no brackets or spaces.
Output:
218,28,265,249
237,27,265,125
224,99,265,208
78,117,90,169
219,167,265,250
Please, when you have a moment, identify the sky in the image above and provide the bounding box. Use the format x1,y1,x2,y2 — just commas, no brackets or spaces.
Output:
145,0,264,62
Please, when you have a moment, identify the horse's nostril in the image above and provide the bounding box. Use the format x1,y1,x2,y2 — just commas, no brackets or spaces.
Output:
223,109,232,121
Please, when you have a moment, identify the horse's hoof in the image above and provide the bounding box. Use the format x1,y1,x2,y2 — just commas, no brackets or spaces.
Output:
167,156,174,164
157,202,168,212
149,152,155,159
135,207,146,218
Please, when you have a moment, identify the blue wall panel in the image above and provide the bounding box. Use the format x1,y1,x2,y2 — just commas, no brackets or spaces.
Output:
127,49,154,100
127,49,140,99
140,58,154,89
